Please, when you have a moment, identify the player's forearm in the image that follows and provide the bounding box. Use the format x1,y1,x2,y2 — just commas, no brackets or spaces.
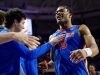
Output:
90,42,99,57
30,42,52,58
84,35,99,57
0,32,15,43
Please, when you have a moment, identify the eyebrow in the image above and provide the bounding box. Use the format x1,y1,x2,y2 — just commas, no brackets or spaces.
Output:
56,9,65,12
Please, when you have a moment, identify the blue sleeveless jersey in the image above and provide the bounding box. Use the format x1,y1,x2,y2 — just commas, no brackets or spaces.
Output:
51,25,88,75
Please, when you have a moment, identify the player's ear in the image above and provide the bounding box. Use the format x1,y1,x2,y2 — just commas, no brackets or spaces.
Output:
70,14,72,18
69,13,72,18
14,19,18,25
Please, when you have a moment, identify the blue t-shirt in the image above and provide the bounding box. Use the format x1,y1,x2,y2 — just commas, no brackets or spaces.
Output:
0,27,52,75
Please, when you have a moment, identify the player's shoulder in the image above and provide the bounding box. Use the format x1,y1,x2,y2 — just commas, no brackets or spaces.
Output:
79,24,91,35
79,24,88,30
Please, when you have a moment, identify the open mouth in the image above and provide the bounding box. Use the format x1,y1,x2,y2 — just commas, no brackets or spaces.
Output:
56,14,63,20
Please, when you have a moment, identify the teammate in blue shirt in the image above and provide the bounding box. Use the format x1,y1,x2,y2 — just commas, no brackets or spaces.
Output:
0,8,65,75
49,6,99,75
0,10,40,49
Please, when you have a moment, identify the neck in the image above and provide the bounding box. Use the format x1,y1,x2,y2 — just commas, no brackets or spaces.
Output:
9,27,15,32
60,21,72,30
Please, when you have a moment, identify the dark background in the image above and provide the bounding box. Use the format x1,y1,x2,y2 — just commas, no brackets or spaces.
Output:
0,0,100,70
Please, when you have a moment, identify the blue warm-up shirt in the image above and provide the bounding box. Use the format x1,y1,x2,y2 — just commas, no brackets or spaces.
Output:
0,27,52,75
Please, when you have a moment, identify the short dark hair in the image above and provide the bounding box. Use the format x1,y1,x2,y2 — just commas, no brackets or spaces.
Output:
0,10,6,25
5,8,26,29
58,5,72,15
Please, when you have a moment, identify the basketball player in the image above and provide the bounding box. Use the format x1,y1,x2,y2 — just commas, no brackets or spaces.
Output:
49,6,99,75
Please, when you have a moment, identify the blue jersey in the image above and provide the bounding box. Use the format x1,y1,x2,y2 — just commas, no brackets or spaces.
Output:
51,25,88,75
0,27,52,75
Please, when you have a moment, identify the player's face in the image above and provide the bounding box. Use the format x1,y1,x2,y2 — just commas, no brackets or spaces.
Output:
14,18,25,32
55,7,71,24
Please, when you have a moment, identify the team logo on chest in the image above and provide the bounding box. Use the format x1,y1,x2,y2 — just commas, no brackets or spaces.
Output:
59,32,74,49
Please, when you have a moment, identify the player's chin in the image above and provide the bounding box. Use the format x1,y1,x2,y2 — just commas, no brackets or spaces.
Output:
57,20,62,23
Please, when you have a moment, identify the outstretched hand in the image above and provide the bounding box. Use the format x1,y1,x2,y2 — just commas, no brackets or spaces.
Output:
49,34,66,46
70,49,87,63
13,32,40,49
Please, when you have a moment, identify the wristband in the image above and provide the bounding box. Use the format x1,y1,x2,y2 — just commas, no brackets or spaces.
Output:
84,48,92,57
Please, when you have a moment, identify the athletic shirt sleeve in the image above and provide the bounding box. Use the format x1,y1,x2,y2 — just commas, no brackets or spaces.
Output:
2,41,52,60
